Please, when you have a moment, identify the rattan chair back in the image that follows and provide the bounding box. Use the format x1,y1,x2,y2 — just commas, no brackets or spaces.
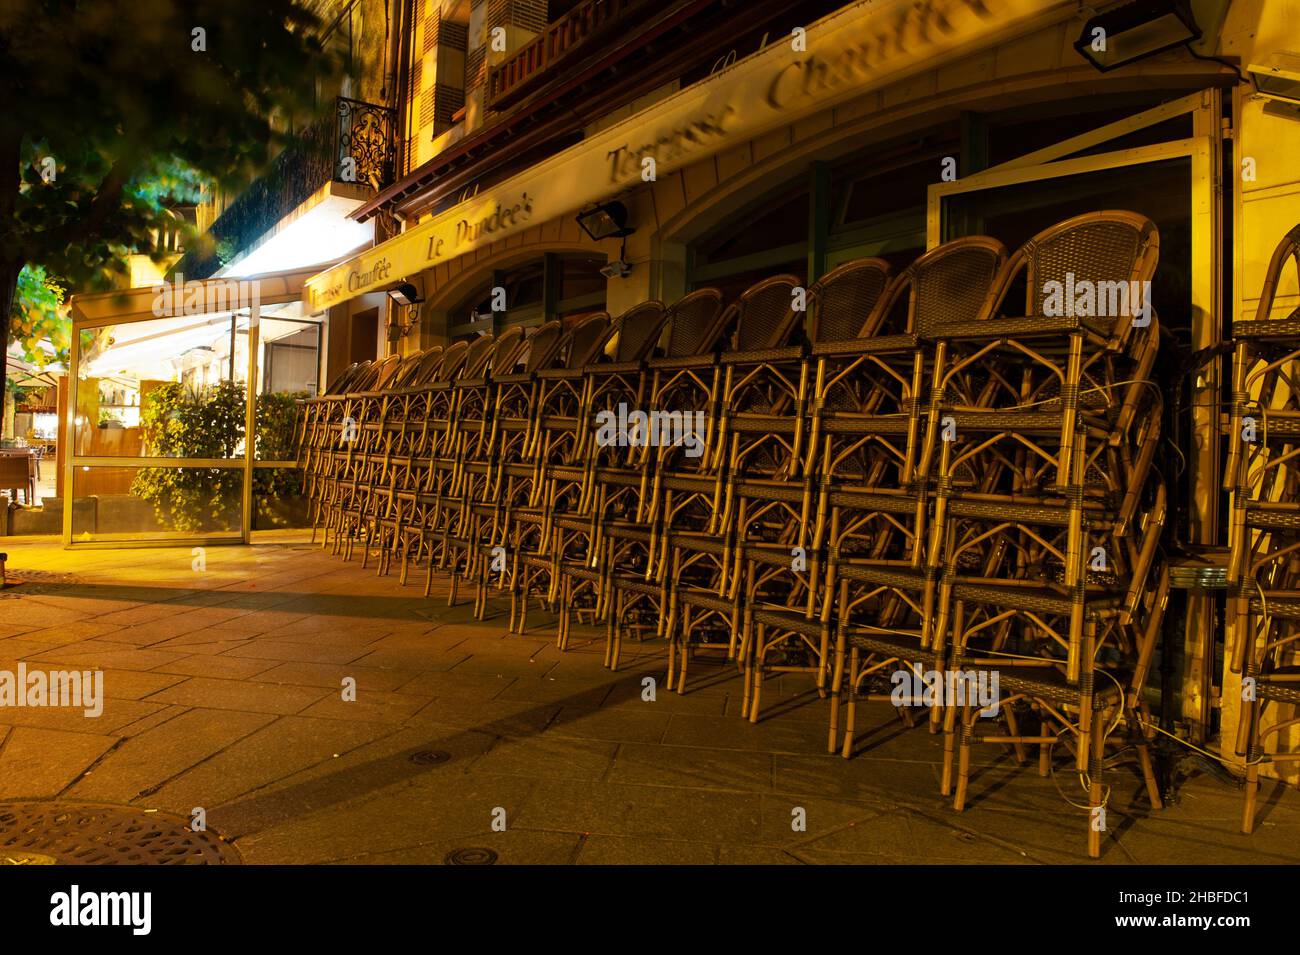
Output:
612,302,667,362
809,258,892,342
663,288,727,357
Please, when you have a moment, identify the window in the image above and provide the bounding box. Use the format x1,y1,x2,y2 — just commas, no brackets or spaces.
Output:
447,253,607,339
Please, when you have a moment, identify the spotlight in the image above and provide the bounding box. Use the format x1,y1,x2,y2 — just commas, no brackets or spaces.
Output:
1249,51,1300,106
1074,0,1201,73
576,201,634,241
386,282,423,307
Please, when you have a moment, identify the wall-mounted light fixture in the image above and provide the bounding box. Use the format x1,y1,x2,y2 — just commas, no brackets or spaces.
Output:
1074,0,1201,73
386,282,425,343
577,201,636,279
575,201,634,241
1249,51,1300,106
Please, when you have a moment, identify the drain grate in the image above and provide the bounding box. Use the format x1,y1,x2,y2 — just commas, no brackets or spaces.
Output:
0,802,241,865
409,750,452,766
445,847,497,865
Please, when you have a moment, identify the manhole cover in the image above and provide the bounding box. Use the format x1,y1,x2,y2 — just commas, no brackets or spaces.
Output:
410,750,452,766
444,847,497,865
0,803,241,865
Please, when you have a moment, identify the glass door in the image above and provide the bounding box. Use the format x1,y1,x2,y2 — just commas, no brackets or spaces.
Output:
926,89,1225,741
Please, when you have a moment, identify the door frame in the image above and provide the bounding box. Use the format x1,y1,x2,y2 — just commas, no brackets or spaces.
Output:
925,88,1226,740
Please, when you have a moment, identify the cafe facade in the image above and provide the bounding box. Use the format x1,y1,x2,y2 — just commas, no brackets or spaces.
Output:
296,0,1299,772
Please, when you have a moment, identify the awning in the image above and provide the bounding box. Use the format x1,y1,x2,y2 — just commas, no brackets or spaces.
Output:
71,263,327,328
303,0,1075,311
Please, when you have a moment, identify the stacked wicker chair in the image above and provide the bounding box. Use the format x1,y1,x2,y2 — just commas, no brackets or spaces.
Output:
550,302,667,652
296,212,1177,858
919,212,1167,858
597,290,729,671
1225,224,1300,834
820,240,1007,756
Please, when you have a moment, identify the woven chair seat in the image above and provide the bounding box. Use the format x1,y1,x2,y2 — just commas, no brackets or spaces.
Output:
559,560,601,582
951,581,1123,617
519,553,552,570
935,313,1117,341
1244,504,1300,531
677,586,735,612
719,344,805,365
835,561,928,591
648,353,718,371
941,410,1069,434
741,541,807,567
611,573,663,597
946,497,1115,528
811,333,918,356
727,413,798,434
536,366,586,381
591,467,643,488
1241,413,1300,437
552,514,592,532
588,359,646,375
1249,596,1300,619
660,474,716,494
750,605,823,634
1256,668,1300,704
949,661,1125,705
669,530,729,555
843,625,932,662
605,520,654,543
1234,309,1300,340
819,414,912,434
535,414,580,430
734,479,805,503
491,371,534,386
824,487,920,513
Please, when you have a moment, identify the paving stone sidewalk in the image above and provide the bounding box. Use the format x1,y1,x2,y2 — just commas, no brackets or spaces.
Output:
1,531,1297,865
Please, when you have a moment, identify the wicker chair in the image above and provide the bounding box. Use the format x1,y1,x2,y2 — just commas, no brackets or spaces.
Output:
1223,224,1300,833
819,239,1006,753
916,212,1166,859
551,303,669,650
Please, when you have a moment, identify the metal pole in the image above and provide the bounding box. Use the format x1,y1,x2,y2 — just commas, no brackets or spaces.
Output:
62,324,79,546
242,303,260,544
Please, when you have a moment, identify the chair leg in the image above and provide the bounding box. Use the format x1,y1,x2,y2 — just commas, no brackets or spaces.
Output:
1242,758,1260,835
1129,707,1163,810
1002,702,1028,765
953,704,973,810
940,701,958,794
603,590,618,670
828,629,845,755
748,623,766,724
1038,704,1052,777
840,647,860,759
1087,709,1108,859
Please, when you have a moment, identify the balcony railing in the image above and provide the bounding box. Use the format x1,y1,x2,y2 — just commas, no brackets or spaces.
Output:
172,97,396,280
486,0,640,109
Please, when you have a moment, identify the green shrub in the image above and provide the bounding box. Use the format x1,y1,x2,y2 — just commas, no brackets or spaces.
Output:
130,381,305,532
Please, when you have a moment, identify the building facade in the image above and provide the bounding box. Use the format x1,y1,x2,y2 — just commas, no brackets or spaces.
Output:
295,0,1300,775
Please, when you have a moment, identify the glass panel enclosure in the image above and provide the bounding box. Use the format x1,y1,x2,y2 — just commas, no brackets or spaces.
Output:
73,316,246,461
66,280,324,546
